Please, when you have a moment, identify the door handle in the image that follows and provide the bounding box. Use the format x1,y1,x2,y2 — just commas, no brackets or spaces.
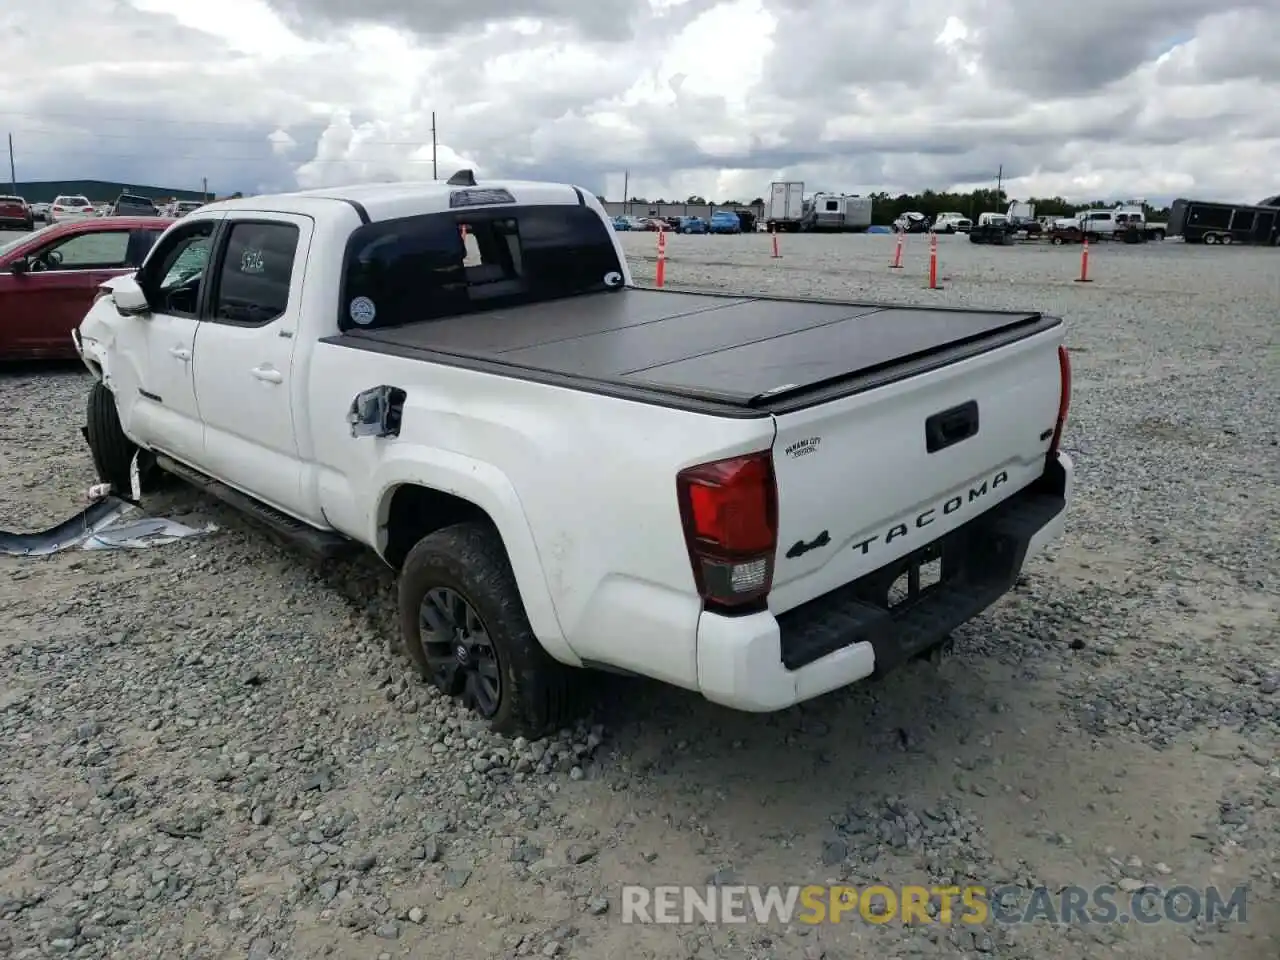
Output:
252,366,283,384
169,347,191,360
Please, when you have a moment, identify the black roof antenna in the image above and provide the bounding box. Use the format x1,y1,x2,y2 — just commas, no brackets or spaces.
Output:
446,169,477,186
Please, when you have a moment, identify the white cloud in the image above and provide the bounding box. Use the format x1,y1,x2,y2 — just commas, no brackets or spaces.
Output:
0,0,1275,205
268,130,297,157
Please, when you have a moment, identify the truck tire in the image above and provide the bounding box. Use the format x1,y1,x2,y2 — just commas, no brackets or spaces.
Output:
398,522,578,738
85,381,139,495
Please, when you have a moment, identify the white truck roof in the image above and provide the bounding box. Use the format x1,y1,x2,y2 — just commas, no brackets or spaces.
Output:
198,177,589,224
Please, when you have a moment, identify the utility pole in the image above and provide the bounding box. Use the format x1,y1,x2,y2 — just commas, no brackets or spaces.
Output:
202,177,208,202
995,164,1003,206
431,112,437,180
622,170,629,214
7,134,15,194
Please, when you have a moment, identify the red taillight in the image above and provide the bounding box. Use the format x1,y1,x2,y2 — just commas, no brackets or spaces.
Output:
82,206,94,213
676,451,778,609
53,205,64,211
1049,345,1071,455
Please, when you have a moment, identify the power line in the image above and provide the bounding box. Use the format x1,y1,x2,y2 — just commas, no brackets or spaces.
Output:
5,108,448,186
13,147,440,165
0,107,342,131
6,122,435,148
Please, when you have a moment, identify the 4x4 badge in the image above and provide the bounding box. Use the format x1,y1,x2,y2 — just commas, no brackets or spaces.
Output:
785,530,830,559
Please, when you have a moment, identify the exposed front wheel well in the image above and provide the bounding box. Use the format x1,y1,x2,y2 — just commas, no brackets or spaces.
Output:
381,484,491,570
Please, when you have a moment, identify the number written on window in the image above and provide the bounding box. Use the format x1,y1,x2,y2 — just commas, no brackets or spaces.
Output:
212,222,299,325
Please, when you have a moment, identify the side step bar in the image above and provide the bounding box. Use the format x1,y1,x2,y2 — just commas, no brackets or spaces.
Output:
153,454,357,560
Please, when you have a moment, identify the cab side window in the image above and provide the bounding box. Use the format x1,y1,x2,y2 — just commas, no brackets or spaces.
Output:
208,221,299,326
143,220,215,317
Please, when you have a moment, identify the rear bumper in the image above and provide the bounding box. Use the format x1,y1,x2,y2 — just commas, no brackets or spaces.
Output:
696,451,1073,711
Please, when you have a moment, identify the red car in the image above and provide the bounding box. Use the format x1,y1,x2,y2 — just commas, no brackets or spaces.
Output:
0,195,33,231
0,216,174,360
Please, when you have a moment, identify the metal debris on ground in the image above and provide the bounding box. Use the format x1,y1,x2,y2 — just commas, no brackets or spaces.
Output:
0,488,217,557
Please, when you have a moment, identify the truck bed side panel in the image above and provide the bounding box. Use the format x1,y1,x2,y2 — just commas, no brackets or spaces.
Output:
305,339,776,685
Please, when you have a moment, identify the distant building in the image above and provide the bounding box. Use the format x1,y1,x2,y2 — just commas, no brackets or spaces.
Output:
7,179,211,204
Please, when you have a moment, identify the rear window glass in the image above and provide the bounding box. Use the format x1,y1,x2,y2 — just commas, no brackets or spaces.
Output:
117,196,154,208
338,204,624,332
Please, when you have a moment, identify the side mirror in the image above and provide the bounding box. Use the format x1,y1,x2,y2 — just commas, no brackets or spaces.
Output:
112,276,151,315
9,258,29,275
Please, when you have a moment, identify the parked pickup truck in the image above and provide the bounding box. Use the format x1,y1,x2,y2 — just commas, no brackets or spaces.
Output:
74,172,1074,737
1067,208,1166,243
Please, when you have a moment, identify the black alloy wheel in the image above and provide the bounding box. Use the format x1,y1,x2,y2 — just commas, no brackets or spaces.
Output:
419,586,502,717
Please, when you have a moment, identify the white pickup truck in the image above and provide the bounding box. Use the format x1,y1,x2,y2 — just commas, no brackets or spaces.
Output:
1062,207,1167,242
73,172,1074,737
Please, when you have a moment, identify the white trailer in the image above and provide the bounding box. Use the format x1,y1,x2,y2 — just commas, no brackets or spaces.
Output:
842,196,873,231
806,192,845,231
796,192,874,232
766,181,805,232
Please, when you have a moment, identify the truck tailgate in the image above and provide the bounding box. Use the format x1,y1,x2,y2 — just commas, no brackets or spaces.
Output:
768,323,1065,615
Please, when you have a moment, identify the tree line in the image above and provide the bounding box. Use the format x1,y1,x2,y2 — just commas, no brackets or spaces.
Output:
627,189,1173,224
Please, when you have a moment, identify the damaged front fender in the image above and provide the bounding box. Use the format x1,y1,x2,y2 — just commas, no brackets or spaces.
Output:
75,320,112,382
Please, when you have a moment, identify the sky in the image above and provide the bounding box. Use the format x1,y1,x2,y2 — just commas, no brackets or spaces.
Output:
1,0,1277,205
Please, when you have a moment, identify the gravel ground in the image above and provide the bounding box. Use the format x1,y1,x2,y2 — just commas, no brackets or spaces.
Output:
1,229,1278,960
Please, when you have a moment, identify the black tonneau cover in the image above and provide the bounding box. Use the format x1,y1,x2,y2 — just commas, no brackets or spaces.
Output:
327,289,1056,412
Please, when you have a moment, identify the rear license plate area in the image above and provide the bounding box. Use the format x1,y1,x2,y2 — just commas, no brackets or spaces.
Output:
866,541,949,611
887,553,943,608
